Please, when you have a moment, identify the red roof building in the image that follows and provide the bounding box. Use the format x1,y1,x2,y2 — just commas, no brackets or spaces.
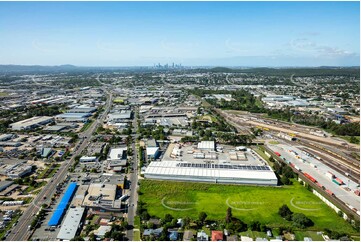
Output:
212,231,224,241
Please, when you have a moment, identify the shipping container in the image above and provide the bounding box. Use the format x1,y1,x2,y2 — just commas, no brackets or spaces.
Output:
335,178,344,185
325,172,335,180
304,173,317,183
325,189,334,196
332,179,341,186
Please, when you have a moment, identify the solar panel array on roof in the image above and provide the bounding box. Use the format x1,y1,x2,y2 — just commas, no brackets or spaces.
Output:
48,182,77,226
176,163,270,171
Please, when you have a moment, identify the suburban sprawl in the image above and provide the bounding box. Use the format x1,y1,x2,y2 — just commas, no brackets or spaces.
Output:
0,65,359,241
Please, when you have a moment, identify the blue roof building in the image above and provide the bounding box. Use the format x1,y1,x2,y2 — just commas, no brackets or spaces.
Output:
48,182,77,226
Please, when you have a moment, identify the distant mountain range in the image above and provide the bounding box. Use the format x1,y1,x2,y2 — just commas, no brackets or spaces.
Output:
0,64,79,73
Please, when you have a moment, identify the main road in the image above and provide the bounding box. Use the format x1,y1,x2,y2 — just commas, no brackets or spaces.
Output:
126,107,140,241
6,87,112,241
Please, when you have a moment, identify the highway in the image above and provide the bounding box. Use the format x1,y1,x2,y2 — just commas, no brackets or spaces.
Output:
6,87,112,241
126,107,140,241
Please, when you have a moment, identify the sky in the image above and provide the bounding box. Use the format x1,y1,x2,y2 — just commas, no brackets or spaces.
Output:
0,1,359,67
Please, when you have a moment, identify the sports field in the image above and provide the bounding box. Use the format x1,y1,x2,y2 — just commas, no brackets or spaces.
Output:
139,180,358,235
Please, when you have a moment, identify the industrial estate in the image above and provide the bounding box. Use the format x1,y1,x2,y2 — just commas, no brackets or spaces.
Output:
0,65,359,241
0,0,359,241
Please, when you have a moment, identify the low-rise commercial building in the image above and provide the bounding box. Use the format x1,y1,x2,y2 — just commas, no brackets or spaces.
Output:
82,183,119,211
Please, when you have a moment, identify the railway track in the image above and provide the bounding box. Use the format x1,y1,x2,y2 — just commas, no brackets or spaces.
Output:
300,146,360,183
297,139,360,171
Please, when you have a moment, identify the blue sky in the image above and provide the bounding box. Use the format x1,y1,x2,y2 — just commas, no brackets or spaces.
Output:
0,1,359,66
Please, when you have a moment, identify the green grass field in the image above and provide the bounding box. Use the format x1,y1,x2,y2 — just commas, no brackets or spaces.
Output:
139,180,358,235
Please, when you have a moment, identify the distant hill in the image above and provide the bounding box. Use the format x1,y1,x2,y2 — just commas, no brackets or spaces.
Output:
0,64,359,77
205,66,360,77
0,64,79,74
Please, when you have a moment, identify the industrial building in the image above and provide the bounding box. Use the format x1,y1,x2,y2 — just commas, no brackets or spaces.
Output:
66,106,97,113
0,162,32,178
42,125,68,132
0,134,15,142
48,182,78,226
10,116,54,130
82,183,120,211
197,141,216,151
108,110,132,122
107,147,127,161
146,147,160,159
56,207,85,241
55,113,91,122
144,161,278,186
0,181,14,192
71,185,89,207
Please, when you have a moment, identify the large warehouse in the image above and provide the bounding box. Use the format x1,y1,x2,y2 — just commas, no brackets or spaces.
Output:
10,116,54,130
144,161,278,186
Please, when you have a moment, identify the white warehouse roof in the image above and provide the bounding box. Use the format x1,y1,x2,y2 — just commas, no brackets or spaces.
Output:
197,141,215,150
144,161,278,186
146,147,159,156
56,207,85,240
108,147,127,161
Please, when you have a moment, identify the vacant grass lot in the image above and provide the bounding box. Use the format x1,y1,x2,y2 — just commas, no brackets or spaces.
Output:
139,180,358,235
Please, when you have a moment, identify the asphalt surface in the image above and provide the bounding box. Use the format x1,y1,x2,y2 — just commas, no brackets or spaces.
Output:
6,88,112,241
126,108,140,241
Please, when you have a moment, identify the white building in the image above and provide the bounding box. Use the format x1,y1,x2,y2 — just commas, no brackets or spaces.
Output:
144,161,278,186
79,156,98,162
197,141,215,151
108,147,127,161
57,207,85,240
146,147,160,159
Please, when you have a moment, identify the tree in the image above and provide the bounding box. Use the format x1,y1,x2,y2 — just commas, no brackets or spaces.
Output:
282,166,295,178
183,216,191,228
226,208,232,223
278,204,293,221
226,217,248,233
281,176,292,185
88,233,96,241
292,213,314,228
71,236,85,241
141,210,150,220
198,212,208,224
164,213,174,223
249,221,261,231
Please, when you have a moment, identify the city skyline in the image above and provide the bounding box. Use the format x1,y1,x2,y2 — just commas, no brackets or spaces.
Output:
0,1,359,66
